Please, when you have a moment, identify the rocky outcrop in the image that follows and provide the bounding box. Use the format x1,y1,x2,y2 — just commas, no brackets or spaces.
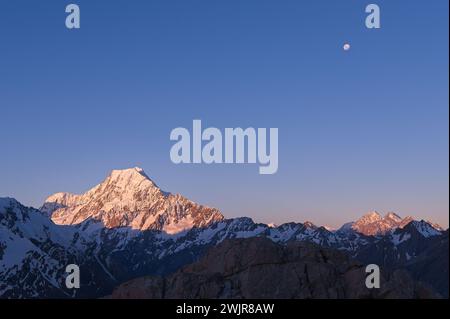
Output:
111,237,439,299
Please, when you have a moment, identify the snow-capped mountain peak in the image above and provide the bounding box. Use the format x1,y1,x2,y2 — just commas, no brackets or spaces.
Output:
303,221,317,229
108,167,158,190
323,225,336,232
340,211,443,236
409,220,442,238
359,211,383,223
41,168,224,232
384,212,402,223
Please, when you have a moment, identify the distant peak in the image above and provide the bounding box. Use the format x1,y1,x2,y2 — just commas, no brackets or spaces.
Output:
103,167,162,192
357,211,382,223
110,167,147,177
406,220,442,237
303,221,317,229
385,212,402,221
365,211,381,217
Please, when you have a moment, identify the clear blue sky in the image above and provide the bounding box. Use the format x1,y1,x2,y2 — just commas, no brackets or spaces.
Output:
0,0,448,228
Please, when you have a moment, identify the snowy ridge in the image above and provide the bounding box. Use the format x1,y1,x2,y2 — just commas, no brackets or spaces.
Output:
1,196,445,298
0,199,79,297
1,167,446,298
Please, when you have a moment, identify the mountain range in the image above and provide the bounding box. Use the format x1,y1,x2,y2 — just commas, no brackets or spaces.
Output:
1,167,448,298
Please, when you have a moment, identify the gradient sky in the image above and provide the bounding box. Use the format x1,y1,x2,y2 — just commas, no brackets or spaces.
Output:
0,0,448,228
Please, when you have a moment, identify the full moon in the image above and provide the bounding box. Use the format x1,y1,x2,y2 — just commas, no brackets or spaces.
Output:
343,43,351,51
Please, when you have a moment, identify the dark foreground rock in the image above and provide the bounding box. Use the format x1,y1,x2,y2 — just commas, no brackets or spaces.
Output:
111,237,439,299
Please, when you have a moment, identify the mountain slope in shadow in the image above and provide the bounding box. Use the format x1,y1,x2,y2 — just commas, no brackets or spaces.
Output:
111,237,439,299
405,230,449,297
